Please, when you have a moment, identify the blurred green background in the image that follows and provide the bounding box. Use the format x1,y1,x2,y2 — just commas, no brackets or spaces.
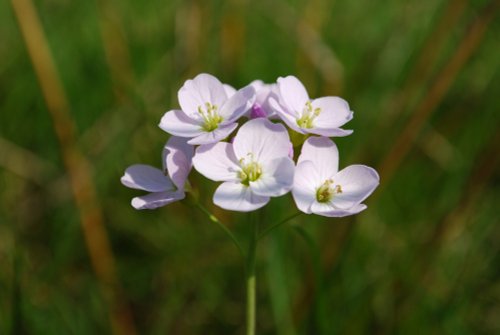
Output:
1,0,499,334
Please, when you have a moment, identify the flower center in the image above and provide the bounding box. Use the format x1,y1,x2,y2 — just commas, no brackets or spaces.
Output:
296,101,321,129
198,102,223,131
316,179,342,203
238,154,262,186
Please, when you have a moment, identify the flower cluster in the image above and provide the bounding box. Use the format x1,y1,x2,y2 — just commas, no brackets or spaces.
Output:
122,73,379,217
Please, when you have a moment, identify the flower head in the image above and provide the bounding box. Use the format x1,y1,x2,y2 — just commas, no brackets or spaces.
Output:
121,136,194,209
270,75,353,137
247,80,280,119
292,136,379,217
192,118,295,212
159,73,255,145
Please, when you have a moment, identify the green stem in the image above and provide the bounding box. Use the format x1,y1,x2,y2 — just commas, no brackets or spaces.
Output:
194,202,245,259
246,212,259,335
258,211,302,240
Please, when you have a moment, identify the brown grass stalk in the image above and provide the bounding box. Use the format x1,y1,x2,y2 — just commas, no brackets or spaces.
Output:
0,136,56,185
389,0,469,120
10,0,136,333
393,124,500,328
377,0,499,184
95,0,136,103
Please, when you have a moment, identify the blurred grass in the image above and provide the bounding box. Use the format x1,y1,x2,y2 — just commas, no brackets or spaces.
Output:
1,0,499,334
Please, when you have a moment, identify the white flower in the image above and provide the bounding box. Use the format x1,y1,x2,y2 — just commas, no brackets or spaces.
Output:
192,118,295,212
270,75,353,137
292,136,379,217
159,73,255,145
121,136,194,209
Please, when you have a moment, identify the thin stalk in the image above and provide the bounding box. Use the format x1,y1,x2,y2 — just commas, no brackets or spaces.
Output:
258,212,302,240
195,202,245,259
246,212,259,335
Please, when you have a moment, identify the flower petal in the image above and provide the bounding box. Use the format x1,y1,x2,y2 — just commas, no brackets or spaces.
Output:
261,84,280,119
331,165,380,209
292,160,321,214
298,137,339,181
269,98,304,134
223,84,236,97
249,157,295,197
307,127,353,137
132,191,185,210
303,97,354,137
178,73,227,118
187,123,238,145
219,85,255,122
310,202,367,217
159,110,204,138
192,142,241,182
213,182,269,212
278,76,309,113
250,104,267,119
121,164,174,192
232,118,291,164
164,136,194,190
312,97,353,126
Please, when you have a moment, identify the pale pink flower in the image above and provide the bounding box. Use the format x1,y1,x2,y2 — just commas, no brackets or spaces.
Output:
292,137,379,217
247,80,280,119
121,136,194,209
270,75,353,137
159,73,255,145
192,118,295,212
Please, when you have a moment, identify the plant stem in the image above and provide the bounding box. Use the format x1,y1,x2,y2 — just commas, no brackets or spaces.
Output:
246,212,259,335
194,202,245,259
258,211,302,240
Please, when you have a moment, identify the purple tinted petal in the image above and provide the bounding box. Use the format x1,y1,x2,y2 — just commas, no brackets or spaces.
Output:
121,164,173,192
312,97,352,126
245,81,278,119
331,165,379,209
292,161,321,214
250,104,267,119
192,142,241,182
249,157,295,197
178,73,227,118
187,123,238,145
213,182,269,212
307,97,353,137
310,202,367,217
132,190,185,210
298,137,339,181
232,118,291,164
164,136,195,190
278,76,309,113
307,127,353,137
223,83,237,97
159,110,204,138
219,85,256,122
260,84,280,118
269,98,304,133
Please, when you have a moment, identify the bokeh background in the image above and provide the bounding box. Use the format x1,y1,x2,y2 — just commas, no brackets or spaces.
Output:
1,0,499,334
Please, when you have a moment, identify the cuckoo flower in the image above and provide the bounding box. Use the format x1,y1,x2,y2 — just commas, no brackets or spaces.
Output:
193,118,295,211
270,75,353,137
160,73,255,145
246,80,280,119
292,137,379,217
121,136,194,209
